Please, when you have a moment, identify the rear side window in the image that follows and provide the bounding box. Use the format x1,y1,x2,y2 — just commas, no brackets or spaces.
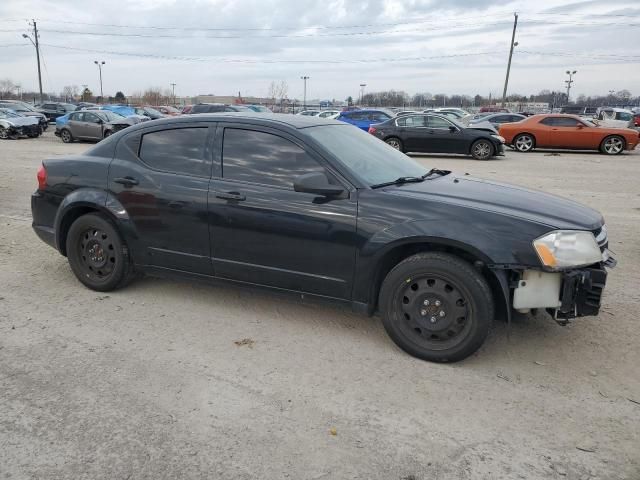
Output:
139,128,210,177
347,112,367,121
222,128,324,189
369,112,390,122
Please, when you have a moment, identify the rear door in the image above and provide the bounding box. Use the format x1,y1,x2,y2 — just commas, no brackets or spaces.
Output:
66,112,87,138
108,123,214,274
208,125,357,298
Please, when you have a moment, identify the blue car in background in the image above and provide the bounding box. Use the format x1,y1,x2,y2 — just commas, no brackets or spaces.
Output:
100,105,136,117
336,109,393,131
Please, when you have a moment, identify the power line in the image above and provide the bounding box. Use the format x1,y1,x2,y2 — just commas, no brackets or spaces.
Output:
16,12,514,32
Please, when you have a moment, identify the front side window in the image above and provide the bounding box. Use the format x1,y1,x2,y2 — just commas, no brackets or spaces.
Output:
540,117,557,126
222,128,324,189
553,117,581,127
139,128,210,177
426,116,453,129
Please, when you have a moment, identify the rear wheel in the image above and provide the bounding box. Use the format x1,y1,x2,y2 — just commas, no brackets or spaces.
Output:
379,253,494,362
513,133,535,152
60,129,73,143
471,139,494,160
66,213,133,291
385,137,404,152
600,135,625,155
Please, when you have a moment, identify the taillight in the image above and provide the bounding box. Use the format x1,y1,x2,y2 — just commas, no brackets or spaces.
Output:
368,126,377,134
37,164,47,190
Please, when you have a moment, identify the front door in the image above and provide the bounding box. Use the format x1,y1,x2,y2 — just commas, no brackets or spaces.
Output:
78,112,104,140
208,125,357,299
546,117,594,148
108,124,214,275
424,115,465,153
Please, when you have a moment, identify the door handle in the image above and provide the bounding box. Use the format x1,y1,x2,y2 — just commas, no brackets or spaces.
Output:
215,191,246,201
113,176,139,186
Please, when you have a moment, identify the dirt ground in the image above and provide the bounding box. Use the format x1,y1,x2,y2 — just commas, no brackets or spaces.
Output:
1,130,639,480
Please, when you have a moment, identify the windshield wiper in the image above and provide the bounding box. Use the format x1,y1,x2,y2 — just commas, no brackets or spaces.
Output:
370,176,425,189
422,168,451,179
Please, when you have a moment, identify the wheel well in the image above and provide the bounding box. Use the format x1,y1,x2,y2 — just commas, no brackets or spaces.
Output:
58,206,102,256
370,242,508,322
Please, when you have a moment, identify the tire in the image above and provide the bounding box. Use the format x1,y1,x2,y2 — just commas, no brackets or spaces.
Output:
471,139,494,160
513,133,535,152
66,213,133,292
0,126,9,140
379,252,494,362
385,137,404,152
600,135,625,155
60,129,73,143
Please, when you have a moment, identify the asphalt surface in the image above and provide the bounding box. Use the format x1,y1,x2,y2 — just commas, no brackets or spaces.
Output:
1,130,639,479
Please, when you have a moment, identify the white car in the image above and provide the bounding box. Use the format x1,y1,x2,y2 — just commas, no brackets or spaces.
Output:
594,108,635,129
296,110,321,116
317,110,341,119
0,108,42,139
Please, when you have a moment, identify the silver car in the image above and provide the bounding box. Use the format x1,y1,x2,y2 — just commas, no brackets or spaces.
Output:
55,110,137,143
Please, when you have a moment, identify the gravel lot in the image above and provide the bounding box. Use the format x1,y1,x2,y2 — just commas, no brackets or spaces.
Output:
1,130,639,479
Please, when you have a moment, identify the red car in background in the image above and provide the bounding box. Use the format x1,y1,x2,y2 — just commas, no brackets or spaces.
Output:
156,106,181,116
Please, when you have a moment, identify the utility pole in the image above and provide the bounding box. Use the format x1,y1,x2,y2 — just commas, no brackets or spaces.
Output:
565,70,576,103
501,12,518,107
22,20,43,102
94,61,105,102
359,83,366,105
171,83,176,105
301,76,309,110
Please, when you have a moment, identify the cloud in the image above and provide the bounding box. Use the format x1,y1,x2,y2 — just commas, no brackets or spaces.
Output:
0,0,638,99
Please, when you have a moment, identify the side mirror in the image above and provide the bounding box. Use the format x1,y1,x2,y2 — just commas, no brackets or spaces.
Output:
576,124,584,129
449,125,457,133
294,172,345,197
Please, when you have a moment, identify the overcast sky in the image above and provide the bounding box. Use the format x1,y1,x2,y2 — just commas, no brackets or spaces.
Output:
1,0,639,101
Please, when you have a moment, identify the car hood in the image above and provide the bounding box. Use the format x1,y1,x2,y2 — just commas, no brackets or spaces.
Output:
464,123,498,134
384,174,603,230
3,116,40,127
19,112,46,119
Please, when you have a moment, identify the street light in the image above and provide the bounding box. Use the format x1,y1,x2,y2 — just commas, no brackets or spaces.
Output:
564,70,577,103
300,76,309,110
94,60,106,102
22,32,43,102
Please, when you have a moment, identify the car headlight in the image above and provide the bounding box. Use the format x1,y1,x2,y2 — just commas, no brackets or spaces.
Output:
533,230,602,269
491,134,505,143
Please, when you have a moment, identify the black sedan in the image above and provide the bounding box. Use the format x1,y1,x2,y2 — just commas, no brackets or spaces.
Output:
37,102,76,122
32,113,614,362
368,114,505,160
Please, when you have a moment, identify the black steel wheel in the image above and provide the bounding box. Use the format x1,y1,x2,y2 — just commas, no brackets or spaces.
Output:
60,129,73,143
66,213,132,291
385,137,404,152
471,139,494,160
379,252,494,362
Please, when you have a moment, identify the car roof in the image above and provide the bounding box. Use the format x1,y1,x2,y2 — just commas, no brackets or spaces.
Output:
128,112,344,129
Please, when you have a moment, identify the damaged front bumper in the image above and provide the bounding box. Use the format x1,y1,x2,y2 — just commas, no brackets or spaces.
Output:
511,250,616,322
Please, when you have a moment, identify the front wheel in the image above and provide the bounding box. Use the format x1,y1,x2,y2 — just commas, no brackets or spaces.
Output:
379,253,494,362
0,126,9,140
385,137,404,152
471,139,494,160
66,213,133,291
600,135,625,155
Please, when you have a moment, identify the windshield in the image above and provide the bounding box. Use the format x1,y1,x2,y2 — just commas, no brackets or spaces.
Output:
1,103,31,112
95,111,125,122
0,109,21,118
143,107,163,117
305,125,426,186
